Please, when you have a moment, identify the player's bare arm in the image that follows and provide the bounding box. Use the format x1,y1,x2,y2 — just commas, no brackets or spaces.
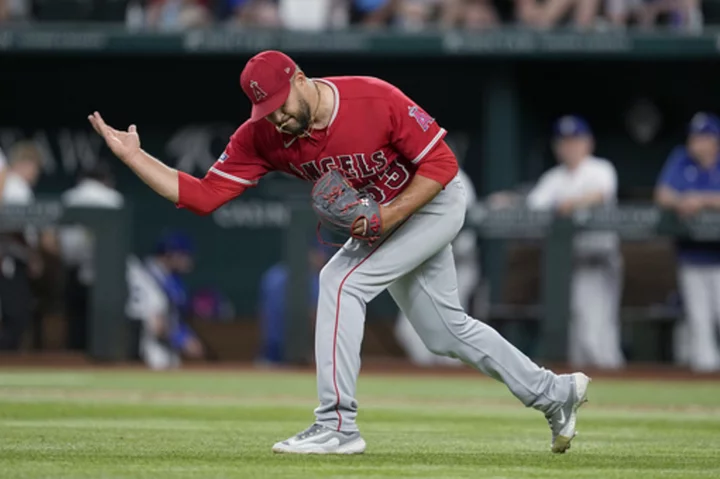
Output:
557,190,608,215
654,184,680,209
88,111,180,203
655,185,705,217
655,185,704,217
694,193,720,210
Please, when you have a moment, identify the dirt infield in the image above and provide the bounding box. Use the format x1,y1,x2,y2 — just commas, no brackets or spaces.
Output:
1,352,719,381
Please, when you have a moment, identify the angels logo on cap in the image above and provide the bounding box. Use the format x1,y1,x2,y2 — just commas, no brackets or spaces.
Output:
249,81,268,102
240,50,296,122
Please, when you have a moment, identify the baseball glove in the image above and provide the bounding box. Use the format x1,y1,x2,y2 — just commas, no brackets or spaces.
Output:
311,169,383,245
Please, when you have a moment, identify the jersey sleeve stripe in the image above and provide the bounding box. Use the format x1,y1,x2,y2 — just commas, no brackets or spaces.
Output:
411,128,447,164
209,166,258,186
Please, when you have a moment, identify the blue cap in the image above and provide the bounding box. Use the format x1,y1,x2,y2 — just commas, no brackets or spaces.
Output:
155,231,195,256
688,112,720,136
553,115,592,138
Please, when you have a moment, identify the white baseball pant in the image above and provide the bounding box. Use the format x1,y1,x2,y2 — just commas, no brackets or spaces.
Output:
677,264,720,372
568,256,625,369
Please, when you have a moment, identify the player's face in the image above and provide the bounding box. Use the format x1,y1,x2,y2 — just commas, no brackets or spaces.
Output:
688,134,719,167
17,160,42,186
266,83,313,136
554,136,592,166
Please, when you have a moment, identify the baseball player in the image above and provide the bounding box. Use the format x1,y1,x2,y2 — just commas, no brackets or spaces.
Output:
526,116,625,370
655,112,720,372
88,50,590,455
125,232,204,369
393,167,478,367
125,254,179,370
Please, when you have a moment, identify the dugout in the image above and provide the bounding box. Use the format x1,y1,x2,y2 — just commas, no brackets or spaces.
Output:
2,25,720,363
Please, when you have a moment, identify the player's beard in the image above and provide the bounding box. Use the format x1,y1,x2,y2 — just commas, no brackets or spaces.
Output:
277,97,313,137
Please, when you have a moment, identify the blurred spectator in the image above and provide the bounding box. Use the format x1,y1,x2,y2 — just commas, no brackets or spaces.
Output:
654,112,720,372
515,0,602,30
394,0,499,30
278,0,348,30
641,0,703,31
0,0,6,21
350,0,397,26
605,0,648,26
513,0,536,24
59,161,124,351
256,240,334,366
146,0,212,30
0,0,29,23
606,0,703,30
126,231,205,369
396,0,434,29
0,141,43,351
126,0,146,29
4,0,709,29
397,0,459,29
463,0,499,29
225,0,281,26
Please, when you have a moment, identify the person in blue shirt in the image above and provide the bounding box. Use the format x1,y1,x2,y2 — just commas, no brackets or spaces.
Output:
142,231,205,367
257,240,335,366
655,112,720,372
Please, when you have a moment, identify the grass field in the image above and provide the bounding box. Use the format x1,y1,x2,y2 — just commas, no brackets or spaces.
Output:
1,368,719,478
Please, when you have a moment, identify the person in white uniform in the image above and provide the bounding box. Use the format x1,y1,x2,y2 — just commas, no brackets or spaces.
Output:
394,168,479,367
526,115,625,369
125,254,180,370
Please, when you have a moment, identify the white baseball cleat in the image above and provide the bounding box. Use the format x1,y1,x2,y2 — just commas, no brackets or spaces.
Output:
272,423,367,455
546,372,591,454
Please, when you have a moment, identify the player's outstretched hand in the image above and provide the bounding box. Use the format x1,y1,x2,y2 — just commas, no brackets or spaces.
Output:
88,111,141,163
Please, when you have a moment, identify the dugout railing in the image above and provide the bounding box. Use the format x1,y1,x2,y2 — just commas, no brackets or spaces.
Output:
0,201,713,364
282,202,720,364
464,203,720,362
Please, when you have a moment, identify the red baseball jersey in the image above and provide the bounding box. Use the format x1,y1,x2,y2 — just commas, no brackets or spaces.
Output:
178,76,457,215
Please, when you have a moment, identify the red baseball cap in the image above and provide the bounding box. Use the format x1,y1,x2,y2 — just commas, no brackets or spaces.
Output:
240,50,296,122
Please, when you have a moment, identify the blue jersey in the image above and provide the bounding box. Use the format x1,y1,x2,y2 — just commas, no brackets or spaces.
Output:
258,263,320,363
145,258,193,349
657,146,720,265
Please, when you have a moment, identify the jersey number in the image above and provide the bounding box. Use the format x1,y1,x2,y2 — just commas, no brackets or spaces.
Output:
360,162,411,203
